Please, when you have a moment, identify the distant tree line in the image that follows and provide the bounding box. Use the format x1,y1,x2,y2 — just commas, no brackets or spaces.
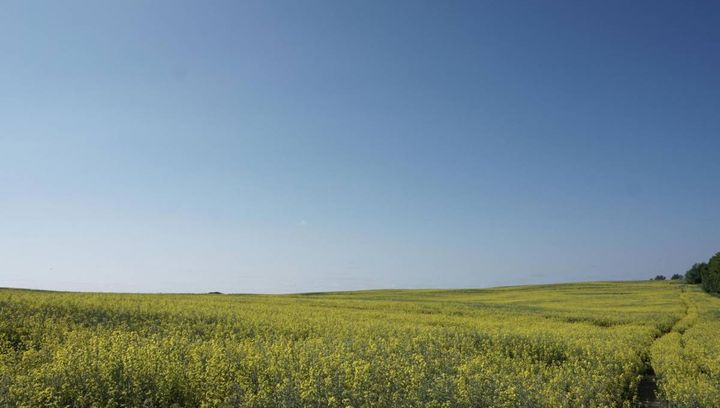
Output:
683,252,720,294
652,274,682,281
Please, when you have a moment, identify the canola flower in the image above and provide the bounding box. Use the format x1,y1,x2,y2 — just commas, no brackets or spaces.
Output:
0,281,716,407
650,285,720,407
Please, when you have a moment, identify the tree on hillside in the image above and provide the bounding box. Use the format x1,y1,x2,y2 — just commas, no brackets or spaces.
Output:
685,263,706,284
654,275,666,281
701,252,720,293
670,274,683,280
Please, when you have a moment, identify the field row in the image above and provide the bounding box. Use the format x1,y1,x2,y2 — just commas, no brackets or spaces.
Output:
650,285,720,407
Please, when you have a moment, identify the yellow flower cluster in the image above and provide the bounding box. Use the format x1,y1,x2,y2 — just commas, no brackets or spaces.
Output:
0,281,714,407
650,285,720,407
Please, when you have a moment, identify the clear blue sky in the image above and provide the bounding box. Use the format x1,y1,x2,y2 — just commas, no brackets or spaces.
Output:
1,1,719,293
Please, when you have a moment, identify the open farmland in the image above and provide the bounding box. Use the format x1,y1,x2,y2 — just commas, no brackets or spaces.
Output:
0,281,718,407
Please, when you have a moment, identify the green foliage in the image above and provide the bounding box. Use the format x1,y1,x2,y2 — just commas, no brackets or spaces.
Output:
654,275,666,281
685,263,706,284
701,253,720,293
670,274,683,280
0,282,716,407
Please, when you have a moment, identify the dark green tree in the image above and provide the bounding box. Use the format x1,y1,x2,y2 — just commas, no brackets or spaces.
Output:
670,273,683,280
654,275,666,281
685,263,706,284
701,252,720,293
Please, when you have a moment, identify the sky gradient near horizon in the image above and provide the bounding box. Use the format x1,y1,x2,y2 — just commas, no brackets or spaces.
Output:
2,1,719,293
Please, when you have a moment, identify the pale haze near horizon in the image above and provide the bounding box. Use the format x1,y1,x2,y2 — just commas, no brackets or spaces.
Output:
1,1,719,293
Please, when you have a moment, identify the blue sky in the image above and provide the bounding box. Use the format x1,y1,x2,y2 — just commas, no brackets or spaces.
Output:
1,1,719,293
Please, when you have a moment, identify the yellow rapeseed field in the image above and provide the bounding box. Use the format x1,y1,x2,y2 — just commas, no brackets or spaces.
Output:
649,285,720,407
0,281,717,407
